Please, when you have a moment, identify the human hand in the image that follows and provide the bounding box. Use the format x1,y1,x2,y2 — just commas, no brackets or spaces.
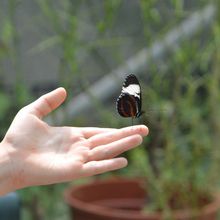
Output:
0,88,148,194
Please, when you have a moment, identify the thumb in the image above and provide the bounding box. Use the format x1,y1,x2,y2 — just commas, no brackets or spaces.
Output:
26,87,67,118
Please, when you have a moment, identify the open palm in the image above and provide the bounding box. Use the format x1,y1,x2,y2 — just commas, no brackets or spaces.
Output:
2,88,148,192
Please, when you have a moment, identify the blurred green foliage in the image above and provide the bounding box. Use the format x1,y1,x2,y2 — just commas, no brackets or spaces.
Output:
0,0,220,219
131,39,220,215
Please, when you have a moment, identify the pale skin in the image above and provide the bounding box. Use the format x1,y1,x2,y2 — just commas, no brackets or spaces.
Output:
0,88,148,195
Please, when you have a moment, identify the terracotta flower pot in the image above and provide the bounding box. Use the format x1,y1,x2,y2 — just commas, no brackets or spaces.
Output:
64,178,220,220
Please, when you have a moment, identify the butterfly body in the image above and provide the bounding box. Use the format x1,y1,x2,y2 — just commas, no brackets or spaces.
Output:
116,74,143,119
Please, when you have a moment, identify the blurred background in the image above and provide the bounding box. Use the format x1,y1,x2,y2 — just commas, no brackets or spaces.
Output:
0,0,220,219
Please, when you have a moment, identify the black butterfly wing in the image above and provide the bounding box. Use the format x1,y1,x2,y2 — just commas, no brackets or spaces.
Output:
116,74,142,118
123,74,140,87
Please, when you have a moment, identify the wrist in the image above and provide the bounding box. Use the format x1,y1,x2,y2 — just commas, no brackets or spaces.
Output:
0,141,16,195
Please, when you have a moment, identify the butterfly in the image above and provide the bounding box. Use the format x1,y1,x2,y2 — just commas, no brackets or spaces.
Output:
116,74,144,123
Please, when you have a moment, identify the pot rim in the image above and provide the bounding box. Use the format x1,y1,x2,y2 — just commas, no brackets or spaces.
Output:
64,178,220,219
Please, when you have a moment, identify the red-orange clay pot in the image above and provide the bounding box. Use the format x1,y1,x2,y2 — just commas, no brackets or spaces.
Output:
64,178,220,220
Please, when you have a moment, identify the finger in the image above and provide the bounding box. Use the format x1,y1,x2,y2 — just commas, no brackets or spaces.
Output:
88,125,148,149
80,127,117,138
88,134,142,161
81,157,128,177
25,87,67,118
